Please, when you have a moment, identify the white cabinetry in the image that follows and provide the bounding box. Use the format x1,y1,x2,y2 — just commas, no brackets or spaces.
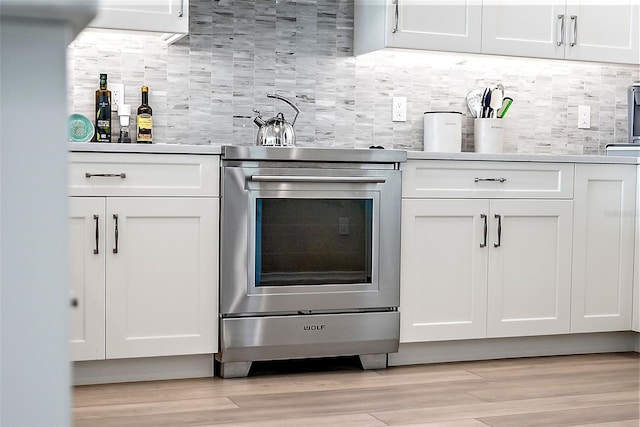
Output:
482,3,640,64
88,0,189,43
401,199,488,342
400,160,574,343
634,165,640,333
69,153,219,361
69,198,106,361
356,1,639,64
571,164,637,332
354,0,482,55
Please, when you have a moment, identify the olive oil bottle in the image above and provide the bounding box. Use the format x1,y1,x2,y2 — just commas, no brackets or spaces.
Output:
94,73,112,142
136,86,153,143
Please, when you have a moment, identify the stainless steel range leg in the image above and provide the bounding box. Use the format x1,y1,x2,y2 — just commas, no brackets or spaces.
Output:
219,361,252,379
359,353,388,370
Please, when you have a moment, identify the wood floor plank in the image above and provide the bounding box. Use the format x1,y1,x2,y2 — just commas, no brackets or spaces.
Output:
73,397,238,420
72,353,640,427
477,403,639,427
198,413,389,427
371,391,639,425
74,369,483,407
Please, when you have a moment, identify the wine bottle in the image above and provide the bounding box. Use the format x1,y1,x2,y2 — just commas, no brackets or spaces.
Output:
136,86,153,143
94,73,112,142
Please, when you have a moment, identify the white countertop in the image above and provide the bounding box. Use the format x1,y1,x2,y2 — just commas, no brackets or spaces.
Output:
69,142,223,155
68,143,639,164
407,150,640,164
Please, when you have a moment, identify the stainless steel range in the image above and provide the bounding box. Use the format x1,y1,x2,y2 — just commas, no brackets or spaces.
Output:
217,145,406,378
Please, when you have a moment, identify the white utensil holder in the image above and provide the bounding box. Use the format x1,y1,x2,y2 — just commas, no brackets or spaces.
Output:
474,118,504,153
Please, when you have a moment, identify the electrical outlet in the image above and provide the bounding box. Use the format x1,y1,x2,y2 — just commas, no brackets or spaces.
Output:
392,96,407,122
578,105,590,129
111,83,125,112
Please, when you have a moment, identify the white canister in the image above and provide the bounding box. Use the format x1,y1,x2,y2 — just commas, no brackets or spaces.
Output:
423,112,462,152
474,118,504,153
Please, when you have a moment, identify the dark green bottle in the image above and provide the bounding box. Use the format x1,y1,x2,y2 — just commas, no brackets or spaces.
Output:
94,73,111,142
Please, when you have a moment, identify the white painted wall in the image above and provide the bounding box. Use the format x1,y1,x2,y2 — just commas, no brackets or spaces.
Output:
0,2,95,425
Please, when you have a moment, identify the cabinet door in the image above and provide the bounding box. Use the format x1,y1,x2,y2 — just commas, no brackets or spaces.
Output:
388,0,482,53
88,0,188,36
572,164,637,333
69,197,106,361
105,197,218,359
634,166,640,333
487,200,573,338
400,199,488,342
482,4,566,60
565,3,640,64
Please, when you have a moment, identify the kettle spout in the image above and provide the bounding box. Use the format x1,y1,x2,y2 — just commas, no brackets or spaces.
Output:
252,109,266,127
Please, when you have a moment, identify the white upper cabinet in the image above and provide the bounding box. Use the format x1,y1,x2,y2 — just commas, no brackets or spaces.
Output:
355,0,482,55
88,0,189,43
356,1,639,64
482,3,566,60
482,2,640,64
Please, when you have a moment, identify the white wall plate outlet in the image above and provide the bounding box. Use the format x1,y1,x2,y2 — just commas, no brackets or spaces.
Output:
578,105,590,129
111,83,125,112
392,96,407,122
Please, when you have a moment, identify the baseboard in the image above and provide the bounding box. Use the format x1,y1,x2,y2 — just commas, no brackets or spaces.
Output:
73,354,215,385
389,332,637,366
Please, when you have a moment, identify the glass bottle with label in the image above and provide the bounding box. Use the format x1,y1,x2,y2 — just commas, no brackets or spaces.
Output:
94,73,111,142
136,86,153,143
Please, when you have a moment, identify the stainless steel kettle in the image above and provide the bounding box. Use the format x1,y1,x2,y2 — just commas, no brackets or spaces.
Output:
253,94,300,146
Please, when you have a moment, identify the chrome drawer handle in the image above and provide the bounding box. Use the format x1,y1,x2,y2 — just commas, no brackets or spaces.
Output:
85,173,126,179
251,175,386,184
475,177,507,183
112,214,119,254
480,214,488,248
557,14,565,46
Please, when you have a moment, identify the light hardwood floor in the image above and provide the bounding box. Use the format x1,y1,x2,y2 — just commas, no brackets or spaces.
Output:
73,352,639,426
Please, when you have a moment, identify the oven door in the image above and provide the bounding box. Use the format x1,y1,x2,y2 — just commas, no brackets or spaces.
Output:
220,165,401,316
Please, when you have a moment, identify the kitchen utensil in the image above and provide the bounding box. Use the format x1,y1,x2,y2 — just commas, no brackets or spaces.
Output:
481,88,489,118
68,114,94,142
466,90,483,118
489,87,503,118
497,97,513,118
253,94,300,147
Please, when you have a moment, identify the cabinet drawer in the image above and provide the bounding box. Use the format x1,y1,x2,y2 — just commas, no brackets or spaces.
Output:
402,160,574,199
69,152,219,197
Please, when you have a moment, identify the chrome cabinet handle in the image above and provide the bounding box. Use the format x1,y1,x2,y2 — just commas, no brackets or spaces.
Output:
494,214,502,248
392,0,399,33
557,14,565,46
112,214,119,254
93,214,99,255
480,214,488,248
251,175,386,184
85,173,126,179
475,177,507,183
570,15,577,46
179,0,184,17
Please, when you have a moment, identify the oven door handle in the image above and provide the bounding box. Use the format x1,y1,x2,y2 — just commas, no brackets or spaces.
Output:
250,175,387,184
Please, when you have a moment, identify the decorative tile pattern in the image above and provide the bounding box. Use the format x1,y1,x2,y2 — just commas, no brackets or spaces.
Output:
67,0,639,155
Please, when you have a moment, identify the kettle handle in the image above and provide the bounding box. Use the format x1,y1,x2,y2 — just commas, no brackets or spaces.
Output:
267,94,300,126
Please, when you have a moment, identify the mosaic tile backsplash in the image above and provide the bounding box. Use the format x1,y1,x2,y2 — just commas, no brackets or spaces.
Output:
67,0,640,155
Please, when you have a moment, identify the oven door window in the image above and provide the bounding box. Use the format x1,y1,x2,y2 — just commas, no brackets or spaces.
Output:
255,198,373,286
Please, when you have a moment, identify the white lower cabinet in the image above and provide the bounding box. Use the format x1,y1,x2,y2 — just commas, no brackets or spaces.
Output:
400,196,573,342
70,196,218,361
69,152,220,362
486,199,573,338
571,164,637,333
400,199,488,342
69,198,106,361
105,197,218,359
